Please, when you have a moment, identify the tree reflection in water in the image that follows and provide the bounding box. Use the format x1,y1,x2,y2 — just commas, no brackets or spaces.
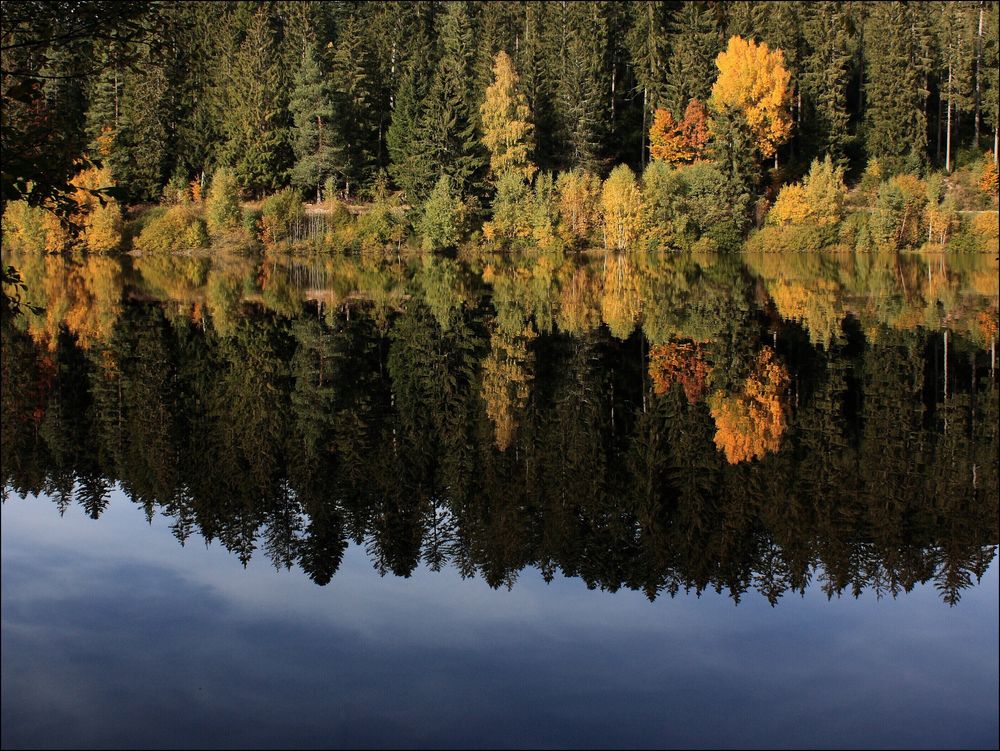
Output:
2,248,997,604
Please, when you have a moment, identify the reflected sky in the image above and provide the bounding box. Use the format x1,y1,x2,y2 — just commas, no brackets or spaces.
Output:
3,488,997,750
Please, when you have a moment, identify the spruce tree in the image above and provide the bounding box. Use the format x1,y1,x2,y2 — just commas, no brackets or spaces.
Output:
664,1,723,118
219,7,289,197
863,2,933,173
289,41,344,203
415,1,486,199
802,1,853,164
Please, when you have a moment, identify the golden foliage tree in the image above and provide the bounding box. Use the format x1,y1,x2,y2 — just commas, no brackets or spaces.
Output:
980,157,1000,196
600,165,644,250
648,341,713,403
709,36,792,159
709,346,789,463
649,99,710,165
480,51,536,182
556,168,602,245
70,166,123,252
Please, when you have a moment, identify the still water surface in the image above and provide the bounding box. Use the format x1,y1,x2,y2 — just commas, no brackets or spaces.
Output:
2,247,998,748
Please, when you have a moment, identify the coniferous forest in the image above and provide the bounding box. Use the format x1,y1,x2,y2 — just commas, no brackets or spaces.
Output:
1,0,999,257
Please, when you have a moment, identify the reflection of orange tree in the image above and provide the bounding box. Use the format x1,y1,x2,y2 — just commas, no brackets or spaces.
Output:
648,341,713,403
481,324,535,451
709,346,789,463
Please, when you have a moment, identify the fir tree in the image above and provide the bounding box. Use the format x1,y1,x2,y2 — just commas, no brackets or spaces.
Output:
863,2,933,174
415,1,486,199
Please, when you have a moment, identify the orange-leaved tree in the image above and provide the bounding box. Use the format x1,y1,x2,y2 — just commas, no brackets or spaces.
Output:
649,99,709,165
709,35,792,160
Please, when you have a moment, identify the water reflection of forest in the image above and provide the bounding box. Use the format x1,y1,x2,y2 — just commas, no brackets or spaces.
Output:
2,249,997,604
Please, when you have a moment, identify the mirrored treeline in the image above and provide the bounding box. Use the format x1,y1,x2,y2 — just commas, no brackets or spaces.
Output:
2,249,997,604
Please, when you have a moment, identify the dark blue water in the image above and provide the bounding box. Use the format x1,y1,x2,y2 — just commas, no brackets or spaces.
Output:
2,487,997,750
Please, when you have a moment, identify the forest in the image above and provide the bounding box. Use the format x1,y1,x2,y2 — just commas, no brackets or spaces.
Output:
1,0,999,257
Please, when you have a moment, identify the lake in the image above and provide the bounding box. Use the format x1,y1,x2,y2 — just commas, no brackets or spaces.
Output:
2,246,998,749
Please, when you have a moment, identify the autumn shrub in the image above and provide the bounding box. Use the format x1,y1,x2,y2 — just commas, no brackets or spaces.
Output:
70,166,123,251
260,187,305,244
980,159,999,197
870,173,927,248
132,204,210,253
767,155,847,227
1,202,70,252
205,167,243,236
484,170,533,241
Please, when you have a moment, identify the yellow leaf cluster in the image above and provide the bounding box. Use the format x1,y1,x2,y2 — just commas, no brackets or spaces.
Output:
710,35,792,159
980,158,999,196
649,100,709,165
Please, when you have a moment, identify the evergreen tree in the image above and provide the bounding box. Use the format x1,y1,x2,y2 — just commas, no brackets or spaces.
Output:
387,23,434,201
219,7,289,197
863,2,933,173
415,1,486,199
801,2,853,164
664,1,723,118
626,0,670,163
331,12,381,196
289,41,344,202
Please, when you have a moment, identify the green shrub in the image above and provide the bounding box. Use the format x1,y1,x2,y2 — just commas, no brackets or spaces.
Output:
260,187,305,244
205,167,242,235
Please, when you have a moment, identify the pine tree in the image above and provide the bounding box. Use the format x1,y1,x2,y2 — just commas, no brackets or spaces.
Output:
289,41,344,202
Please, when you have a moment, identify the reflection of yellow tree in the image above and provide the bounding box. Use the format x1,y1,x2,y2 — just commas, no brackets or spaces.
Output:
22,254,124,349
557,266,600,335
648,341,712,403
481,324,536,451
709,346,789,463
600,253,641,340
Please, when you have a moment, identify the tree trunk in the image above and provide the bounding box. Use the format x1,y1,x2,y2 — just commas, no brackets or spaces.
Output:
946,61,953,173
975,1,984,146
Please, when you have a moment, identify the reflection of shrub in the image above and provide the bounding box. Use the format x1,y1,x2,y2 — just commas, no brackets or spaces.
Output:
260,188,304,245
132,205,210,253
